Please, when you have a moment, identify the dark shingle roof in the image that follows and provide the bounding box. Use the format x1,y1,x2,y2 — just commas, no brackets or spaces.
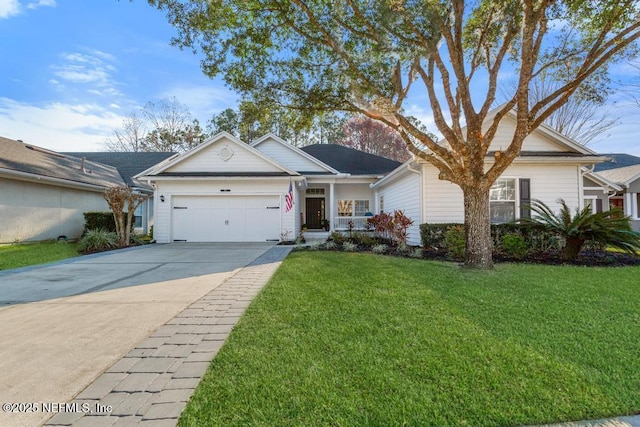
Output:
593,153,640,172
0,137,125,189
301,144,402,175
63,151,176,188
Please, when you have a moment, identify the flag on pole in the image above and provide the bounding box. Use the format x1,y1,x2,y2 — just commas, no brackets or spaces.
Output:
285,179,294,212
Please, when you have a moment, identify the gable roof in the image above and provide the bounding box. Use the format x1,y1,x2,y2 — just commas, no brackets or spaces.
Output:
300,144,402,175
137,132,299,178
63,151,177,189
251,134,339,174
593,153,640,172
483,105,598,154
583,170,623,192
0,136,124,190
595,164,640,187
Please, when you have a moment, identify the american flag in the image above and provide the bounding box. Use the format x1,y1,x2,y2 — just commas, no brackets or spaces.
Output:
285,180,294,212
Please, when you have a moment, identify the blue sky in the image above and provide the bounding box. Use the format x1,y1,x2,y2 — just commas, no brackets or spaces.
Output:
1,0,639,156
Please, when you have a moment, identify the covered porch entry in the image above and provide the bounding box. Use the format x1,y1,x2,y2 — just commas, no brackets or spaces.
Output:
301,180,377,232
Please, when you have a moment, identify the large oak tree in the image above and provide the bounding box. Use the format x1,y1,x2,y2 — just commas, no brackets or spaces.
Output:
149,0,640,268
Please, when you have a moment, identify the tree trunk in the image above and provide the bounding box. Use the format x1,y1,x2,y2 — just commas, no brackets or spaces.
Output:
463,186,494,269
562,237,584,261
116,212,127,247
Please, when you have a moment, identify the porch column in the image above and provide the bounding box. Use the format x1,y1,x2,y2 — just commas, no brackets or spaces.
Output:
632,193,639,219
625,192,633,217
373,190,379,213
329,182,335,232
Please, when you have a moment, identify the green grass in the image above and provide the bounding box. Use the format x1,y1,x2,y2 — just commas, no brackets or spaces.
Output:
180,252,640,427
0,240,80,270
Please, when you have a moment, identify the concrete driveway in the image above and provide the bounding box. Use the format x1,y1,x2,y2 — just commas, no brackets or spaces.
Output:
0,243,275,427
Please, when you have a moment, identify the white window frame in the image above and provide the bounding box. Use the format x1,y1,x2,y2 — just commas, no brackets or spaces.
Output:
489,177,520,224
337,199,370,217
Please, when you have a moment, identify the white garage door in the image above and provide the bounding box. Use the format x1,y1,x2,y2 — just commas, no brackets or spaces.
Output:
171,196,281,242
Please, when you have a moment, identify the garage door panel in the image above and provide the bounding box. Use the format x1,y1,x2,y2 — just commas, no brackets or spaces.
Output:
171,196,280,242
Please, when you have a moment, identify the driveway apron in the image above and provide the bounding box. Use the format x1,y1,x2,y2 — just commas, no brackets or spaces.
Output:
0,243,279,427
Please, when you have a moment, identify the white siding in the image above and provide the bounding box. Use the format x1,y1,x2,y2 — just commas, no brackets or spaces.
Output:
254,137,327,172
167,137,283,174
0,178,109,243
153,179,295,243
377,170,422,246
422,162,582,224
486,116,566,153
423,165,465,223
332,184,374,219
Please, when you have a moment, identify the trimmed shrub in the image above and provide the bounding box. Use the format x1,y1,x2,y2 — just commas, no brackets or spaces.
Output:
421,222,561,255
351,232,377,248
500,233,529,259
77,229,119,253
83,212,117,233
420,223,460,249
444,225,465,260
83,211,135,235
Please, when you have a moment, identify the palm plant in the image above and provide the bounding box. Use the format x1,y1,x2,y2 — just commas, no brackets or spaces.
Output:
520,199,640,260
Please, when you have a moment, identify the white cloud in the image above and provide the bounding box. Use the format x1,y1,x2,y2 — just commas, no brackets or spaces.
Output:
0,97,123,151
0,0,20,18
0,0,54,18
51,50,122,98
27,0,55,10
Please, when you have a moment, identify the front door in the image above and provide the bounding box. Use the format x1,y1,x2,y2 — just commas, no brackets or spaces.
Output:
305,198,325,229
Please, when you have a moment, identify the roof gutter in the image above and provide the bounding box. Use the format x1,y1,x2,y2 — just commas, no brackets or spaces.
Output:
0,167,114,193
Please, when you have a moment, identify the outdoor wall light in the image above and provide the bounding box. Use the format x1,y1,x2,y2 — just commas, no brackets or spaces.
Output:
160,195,165,202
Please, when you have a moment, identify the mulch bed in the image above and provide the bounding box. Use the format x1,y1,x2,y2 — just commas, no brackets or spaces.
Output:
295,244,640,267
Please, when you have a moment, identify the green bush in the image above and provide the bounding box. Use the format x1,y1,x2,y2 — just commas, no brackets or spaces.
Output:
329,231,347,245
444,225,465,260
83,211,135,235
351,232,377,248
83,212,117,233
421,222,560,255
500,233,529,259
420,223,460,249
77,229,119,253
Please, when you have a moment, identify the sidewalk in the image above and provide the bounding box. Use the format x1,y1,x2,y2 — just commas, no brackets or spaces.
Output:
44,246,292,427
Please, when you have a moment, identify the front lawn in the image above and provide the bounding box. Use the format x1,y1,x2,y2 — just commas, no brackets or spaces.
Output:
181,252,640,426
0,240,80,270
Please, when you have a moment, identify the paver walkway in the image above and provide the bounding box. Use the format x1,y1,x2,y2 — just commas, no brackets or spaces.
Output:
44,246,292,427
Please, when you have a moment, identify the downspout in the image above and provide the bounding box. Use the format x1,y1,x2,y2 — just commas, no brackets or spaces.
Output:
407,160,425,224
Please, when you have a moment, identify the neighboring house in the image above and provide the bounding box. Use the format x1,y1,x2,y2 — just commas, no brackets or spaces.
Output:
373,111,607,245
0,137,125,243
589,164,640,231
63,151,177,234
582,171,622,215
594,153,640,172
136,132,401,243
